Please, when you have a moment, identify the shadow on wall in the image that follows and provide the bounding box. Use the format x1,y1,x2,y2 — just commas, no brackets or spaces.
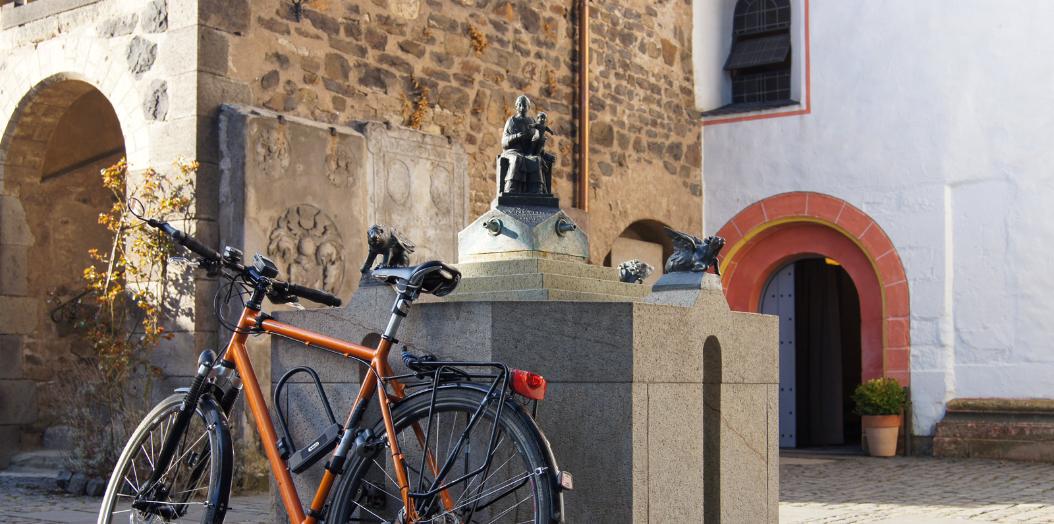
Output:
703,335,722,523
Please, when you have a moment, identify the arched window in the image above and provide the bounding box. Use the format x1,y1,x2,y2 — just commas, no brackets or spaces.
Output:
725,0,792,104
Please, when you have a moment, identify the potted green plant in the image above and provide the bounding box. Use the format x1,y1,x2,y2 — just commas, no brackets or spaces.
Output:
852,377,908,457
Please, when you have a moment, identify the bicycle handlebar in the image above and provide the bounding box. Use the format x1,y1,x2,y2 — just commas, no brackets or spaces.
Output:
272,281,342,308
145,218,342,307
149,219,224,262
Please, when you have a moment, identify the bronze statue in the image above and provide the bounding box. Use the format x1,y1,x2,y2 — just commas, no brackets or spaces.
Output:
664,227,725,274
360,224,415,273
497,95,555,197
618,259,654,284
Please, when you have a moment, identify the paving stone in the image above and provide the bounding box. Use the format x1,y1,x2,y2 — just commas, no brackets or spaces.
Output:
0,486,270,523
779,454,1054,523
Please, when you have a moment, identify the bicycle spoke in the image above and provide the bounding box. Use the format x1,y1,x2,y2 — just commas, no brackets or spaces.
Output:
130,456,140,489
484,494,532,524
159,431,208,482
372,458,399,487
456,436,510,509
361,478,400,502
352,500,387,522
141,443,155,470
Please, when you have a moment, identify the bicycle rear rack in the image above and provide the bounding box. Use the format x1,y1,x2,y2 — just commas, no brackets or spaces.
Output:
273,366,342,474
389,353,515,504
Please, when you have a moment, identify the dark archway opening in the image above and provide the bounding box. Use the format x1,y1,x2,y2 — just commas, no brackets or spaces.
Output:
762,257,861,450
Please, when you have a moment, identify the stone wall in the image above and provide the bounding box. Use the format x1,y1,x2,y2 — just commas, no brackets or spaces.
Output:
201,0,702,262
0,0,204,462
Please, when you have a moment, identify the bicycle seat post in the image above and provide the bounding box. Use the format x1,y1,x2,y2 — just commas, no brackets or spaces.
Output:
383,290,414,342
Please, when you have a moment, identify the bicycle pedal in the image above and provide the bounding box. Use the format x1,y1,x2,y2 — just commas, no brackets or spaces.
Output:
288,423,342,474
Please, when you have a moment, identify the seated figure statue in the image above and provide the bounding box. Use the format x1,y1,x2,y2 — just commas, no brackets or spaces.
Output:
498,95,554,196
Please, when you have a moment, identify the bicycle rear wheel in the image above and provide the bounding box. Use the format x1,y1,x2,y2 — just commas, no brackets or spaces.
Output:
330,385,557,523
98,393,232,523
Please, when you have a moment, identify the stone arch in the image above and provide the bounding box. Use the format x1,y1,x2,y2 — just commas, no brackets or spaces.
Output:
715,192,910,385
0,37,152,171
0,74,127,459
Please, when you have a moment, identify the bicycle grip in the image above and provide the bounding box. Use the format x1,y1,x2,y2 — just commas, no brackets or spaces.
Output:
173,230,223,261
149,219,222,261
285,282,342,307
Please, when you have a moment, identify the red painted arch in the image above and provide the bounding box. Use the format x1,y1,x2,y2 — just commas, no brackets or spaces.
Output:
716,192,910,385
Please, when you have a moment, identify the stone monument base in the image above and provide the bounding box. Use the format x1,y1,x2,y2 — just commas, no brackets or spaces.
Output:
270,273,778,523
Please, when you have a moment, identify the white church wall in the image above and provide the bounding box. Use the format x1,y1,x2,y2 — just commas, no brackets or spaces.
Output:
694,0,1054,435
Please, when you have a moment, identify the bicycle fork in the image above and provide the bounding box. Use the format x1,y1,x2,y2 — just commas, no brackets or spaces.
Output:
133,349,217,517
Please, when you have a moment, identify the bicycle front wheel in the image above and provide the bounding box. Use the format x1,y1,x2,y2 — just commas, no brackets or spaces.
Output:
98,393,232,523
330,385,557,523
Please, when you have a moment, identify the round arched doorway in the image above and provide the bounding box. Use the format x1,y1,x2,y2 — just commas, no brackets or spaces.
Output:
0,77,125,465
716,192,910,449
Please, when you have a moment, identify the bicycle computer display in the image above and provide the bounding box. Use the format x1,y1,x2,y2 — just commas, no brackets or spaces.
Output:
252,253,279,279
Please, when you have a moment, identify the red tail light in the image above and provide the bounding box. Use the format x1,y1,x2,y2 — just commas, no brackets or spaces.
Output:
511,369,547,400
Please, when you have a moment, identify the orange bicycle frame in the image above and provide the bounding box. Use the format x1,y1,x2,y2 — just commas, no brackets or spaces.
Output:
222,304,450,524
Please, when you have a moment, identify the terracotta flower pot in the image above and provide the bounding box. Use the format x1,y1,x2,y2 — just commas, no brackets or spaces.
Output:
862,415,900,457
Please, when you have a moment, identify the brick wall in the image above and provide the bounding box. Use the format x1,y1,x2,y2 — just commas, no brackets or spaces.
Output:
201,0,702,261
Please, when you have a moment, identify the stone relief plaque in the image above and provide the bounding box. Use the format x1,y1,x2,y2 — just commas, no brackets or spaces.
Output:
220,107,469,302
360,121,469,265
267,204,345,295
219,106,369,303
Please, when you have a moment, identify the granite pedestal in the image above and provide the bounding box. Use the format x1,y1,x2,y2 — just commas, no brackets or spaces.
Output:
269,272,778,522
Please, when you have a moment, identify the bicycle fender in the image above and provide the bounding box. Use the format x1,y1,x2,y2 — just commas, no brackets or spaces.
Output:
399,383,567,523
198,396,234,524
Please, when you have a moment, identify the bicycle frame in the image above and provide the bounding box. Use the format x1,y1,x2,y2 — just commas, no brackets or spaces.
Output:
222,293,436,524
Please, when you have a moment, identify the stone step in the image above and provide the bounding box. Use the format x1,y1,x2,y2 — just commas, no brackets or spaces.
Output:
453,272,649,298
0,469,62,491
8,449,70,471
444,288,642,303
455,258,623,281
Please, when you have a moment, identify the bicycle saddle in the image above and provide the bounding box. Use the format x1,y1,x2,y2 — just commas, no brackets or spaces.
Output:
372,261,462,297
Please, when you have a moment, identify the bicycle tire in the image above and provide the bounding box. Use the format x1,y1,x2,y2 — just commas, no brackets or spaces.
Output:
330,385,557,523
98,393,233,523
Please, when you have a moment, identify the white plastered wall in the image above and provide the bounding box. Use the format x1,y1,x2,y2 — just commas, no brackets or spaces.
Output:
694,0,1054,435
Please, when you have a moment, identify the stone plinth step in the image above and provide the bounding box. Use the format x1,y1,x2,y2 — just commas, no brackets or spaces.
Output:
452,272,648,298
442,288,642,302
455,257,623,281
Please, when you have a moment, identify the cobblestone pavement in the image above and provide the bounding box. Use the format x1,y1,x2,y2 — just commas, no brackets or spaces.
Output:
0,486,270,523
780,454,1054,523
4,455,1054,523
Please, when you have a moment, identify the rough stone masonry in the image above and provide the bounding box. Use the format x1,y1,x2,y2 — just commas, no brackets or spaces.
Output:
200,0,702,262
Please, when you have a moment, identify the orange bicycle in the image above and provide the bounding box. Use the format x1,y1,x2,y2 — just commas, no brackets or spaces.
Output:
98,212,570,523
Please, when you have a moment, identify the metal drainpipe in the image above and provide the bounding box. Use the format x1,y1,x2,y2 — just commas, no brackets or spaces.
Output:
577,0,589,212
